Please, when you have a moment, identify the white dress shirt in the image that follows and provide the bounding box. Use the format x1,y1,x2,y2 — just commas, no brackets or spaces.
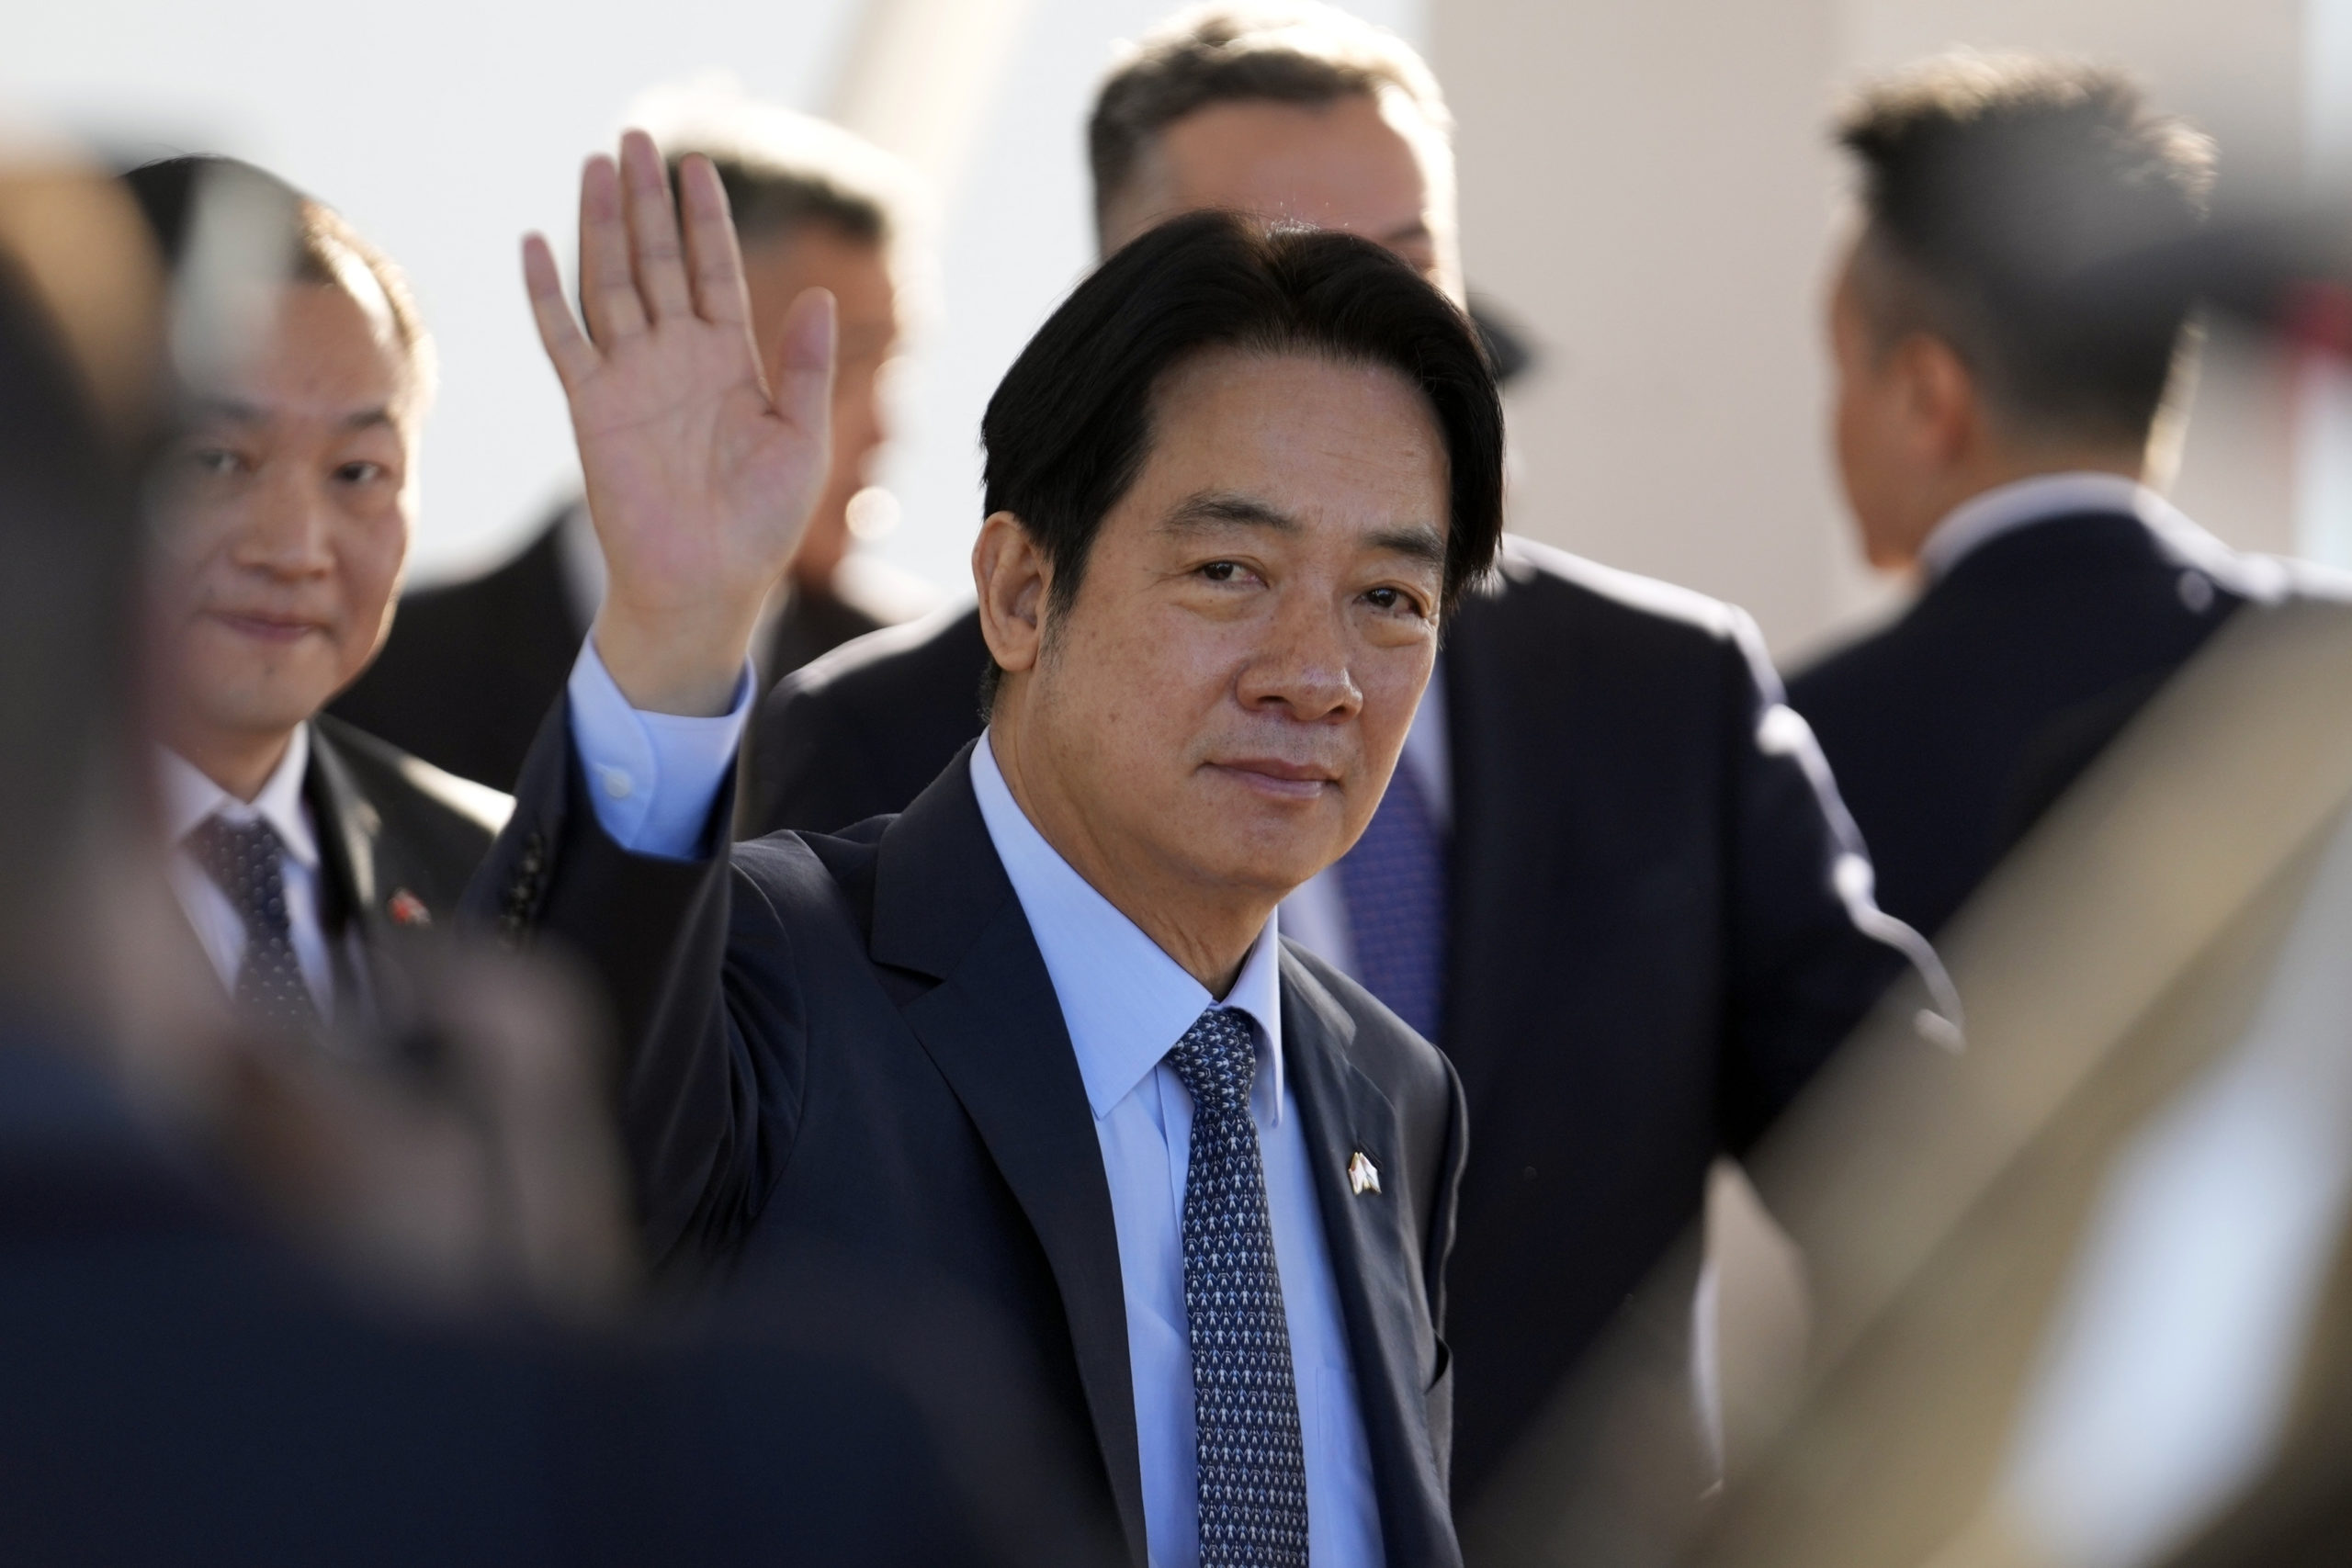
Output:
565,636,1385,1567
161,726,340,1015
1917,471,2188,581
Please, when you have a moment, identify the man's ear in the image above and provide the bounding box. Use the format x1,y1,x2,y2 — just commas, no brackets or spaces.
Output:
1894,331,1979,468
973,510,1051,678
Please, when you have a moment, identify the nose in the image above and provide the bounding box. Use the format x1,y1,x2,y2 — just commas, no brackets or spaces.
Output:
231,464,335,579
1236,587,1360,723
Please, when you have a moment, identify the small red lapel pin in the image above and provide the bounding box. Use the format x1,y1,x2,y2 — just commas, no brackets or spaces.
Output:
388,889,432,928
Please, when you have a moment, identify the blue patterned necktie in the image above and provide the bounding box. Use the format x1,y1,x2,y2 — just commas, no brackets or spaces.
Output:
185,815,322,1033
1168,1007,1310,1568
1335,754,1447,1039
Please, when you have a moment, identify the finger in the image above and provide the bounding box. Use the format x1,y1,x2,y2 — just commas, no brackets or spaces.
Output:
676,153,752,331
577,154,647,347
521,233,599,389
618,129,693,323
770,287,837,438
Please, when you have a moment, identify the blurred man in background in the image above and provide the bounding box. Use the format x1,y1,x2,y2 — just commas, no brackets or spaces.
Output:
1790,57,2346,941
128,155,512,1039
333,89,932,795
752,0,1930,1506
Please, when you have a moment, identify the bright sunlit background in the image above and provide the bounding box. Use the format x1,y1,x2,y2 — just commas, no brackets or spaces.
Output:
9,0,2352,660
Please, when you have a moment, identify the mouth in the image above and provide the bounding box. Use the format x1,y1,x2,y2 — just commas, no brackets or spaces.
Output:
1204,757,1343,803
203,608,329,644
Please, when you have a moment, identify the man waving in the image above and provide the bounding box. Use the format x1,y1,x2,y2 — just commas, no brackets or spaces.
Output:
478,131,1501,1565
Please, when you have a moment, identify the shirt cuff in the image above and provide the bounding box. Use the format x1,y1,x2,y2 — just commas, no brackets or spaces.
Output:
565,636,752,859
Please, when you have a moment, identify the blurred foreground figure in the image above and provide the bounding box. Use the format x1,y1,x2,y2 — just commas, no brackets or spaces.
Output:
751,3,1936,1505
334,86,933,795
1790,57,2345,940
0,150,1091,1568
1466,592,2352,1568
127,156,512,1038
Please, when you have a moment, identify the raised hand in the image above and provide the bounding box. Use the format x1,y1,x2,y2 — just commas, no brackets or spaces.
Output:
523,130,835,715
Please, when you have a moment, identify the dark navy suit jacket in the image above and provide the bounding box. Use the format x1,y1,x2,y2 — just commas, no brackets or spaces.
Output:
0,1022,1057,1565
1789,509,2342,941
744,536,1918,1500
474,717,1470,1568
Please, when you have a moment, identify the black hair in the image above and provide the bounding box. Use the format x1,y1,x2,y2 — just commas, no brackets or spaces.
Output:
679,154,891,252
121,154,432,385
978,209,1501,705
1089,3,1448,244
1838,54,2215,446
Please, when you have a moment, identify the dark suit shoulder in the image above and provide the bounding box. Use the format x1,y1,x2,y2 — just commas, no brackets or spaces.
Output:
776,600,989,709
310,713,514,879
1279,940,1455,1114
749,605,990,834
1479,534,1754,648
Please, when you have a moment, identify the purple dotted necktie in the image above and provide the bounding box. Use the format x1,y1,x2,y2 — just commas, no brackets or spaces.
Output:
185,816,322,1033
1335,756,1447,1040
1168,1007,1309,1568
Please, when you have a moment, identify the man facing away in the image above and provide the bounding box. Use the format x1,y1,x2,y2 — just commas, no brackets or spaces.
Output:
333,90,932,795
749,0,1931,1501
1790,56,2348,941
128,156,510,1037
479,131,1502,1564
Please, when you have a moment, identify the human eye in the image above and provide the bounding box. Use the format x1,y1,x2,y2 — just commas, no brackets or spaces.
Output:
184,446,246,478
334,459,389,486
1197,559,1258,585
1363,583,1432,618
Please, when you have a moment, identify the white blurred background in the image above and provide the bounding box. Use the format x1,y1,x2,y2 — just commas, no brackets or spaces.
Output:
9,0,2352,659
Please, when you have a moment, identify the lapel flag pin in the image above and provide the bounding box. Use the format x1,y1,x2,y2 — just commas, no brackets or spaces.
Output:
1348,1150,1381,1196
388,889,432,928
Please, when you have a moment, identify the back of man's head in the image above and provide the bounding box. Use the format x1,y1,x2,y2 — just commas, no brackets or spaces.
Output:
1838,54,2215,450
630,80,925,267
1089,2,1450,249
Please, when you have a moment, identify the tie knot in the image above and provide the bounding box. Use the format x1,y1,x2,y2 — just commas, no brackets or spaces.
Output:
185,815,291,931
1168,1007,1258,1118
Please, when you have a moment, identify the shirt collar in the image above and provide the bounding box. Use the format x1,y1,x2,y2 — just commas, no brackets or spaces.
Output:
1917,471,2190,580
968,730,1285,1123
158,724,320,871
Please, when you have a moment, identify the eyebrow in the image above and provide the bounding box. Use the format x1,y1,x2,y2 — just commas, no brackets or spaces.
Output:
1161,491,1299,535
189,398,398,433
1162,491,1447,571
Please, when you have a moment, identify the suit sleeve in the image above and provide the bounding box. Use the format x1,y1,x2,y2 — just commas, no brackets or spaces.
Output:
465,695,808,1274
1715,611,1920,1155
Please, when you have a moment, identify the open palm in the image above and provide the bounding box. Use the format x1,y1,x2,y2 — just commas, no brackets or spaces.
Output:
522,131,834,713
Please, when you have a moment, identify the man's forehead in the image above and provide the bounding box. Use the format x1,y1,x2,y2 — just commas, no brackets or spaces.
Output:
1155,93,1434,221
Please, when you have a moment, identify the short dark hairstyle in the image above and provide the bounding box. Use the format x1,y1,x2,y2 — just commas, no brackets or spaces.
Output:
633,92,920,256
121,154,434,407
1838,54,2216,446
1090,2,1449,243
978,209,1501,704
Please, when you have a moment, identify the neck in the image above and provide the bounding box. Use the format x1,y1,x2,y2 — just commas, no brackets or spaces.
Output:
989,716,1270,997
1900,444,2145,566
164,720,296,804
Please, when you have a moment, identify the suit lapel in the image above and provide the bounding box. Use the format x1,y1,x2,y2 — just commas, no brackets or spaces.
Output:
1283,946,1456,1563
303,724,381,937
869,749,1148,1566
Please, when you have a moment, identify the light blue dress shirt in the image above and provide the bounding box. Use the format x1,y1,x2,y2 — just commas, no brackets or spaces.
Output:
565,637,1385,1567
